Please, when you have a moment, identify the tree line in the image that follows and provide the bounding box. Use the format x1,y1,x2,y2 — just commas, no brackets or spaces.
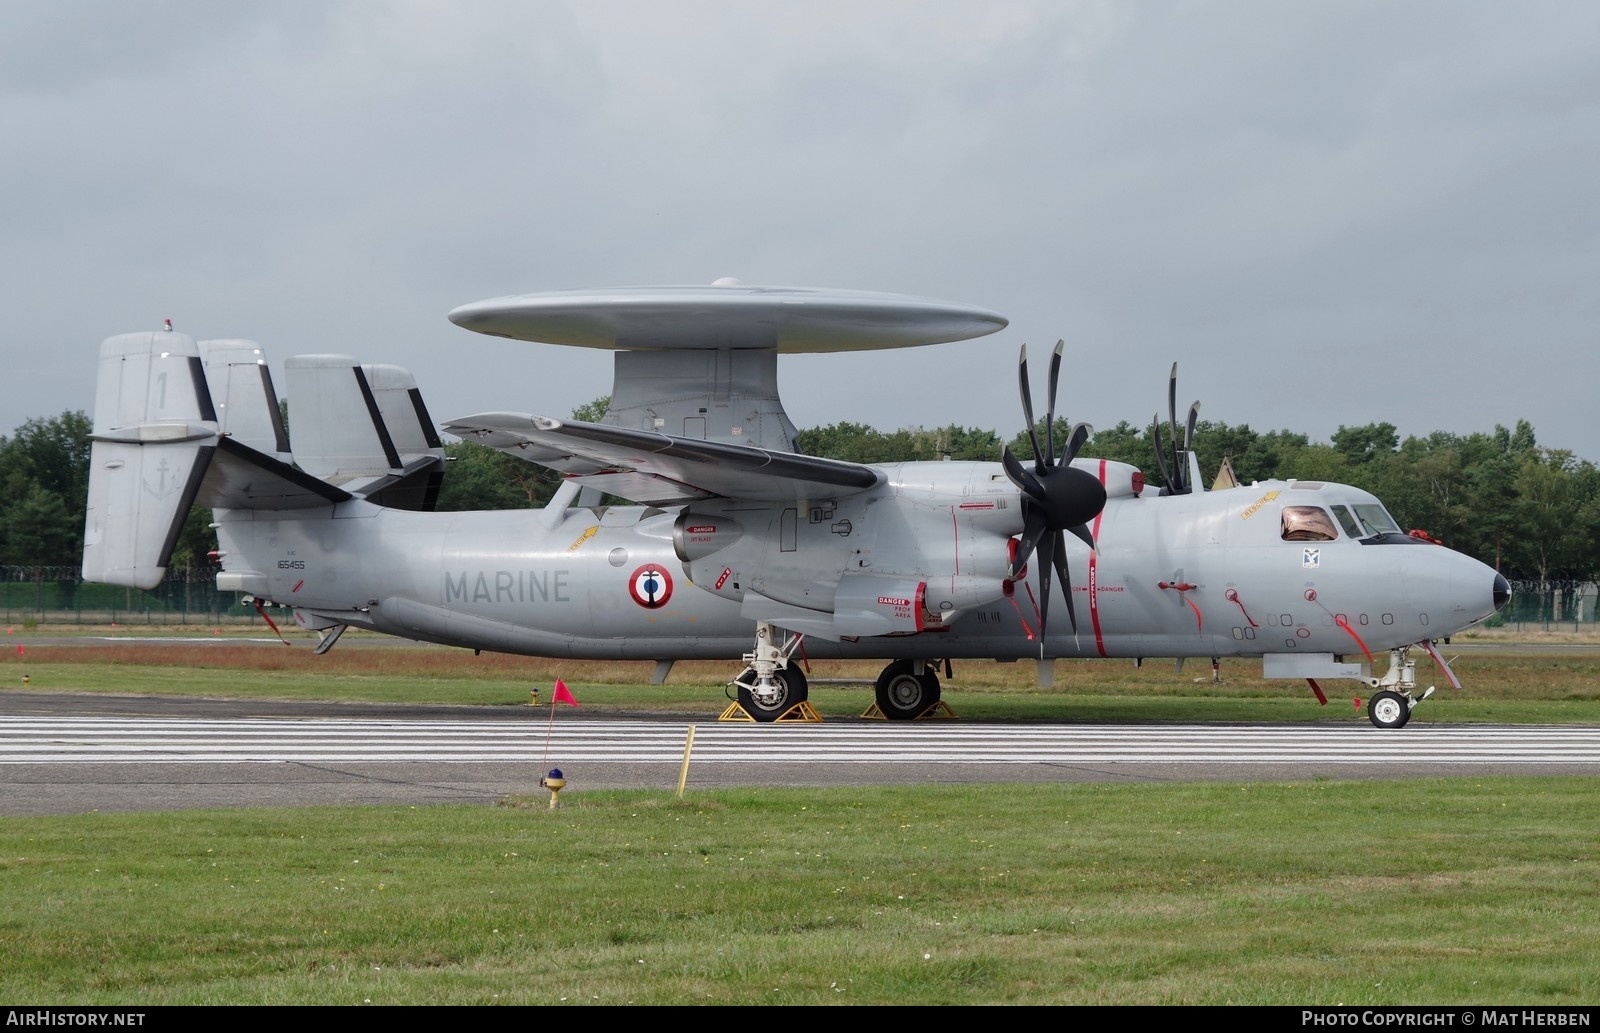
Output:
4,405,1597,594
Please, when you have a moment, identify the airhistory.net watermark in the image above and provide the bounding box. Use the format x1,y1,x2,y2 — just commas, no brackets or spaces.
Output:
5,1014,145,1027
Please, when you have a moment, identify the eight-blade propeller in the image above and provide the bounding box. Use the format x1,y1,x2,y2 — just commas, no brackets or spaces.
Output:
1152,362,1201,495
1001,341,1107,654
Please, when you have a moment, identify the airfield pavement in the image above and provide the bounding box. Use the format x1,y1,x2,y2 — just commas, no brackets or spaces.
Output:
4,689,1600,816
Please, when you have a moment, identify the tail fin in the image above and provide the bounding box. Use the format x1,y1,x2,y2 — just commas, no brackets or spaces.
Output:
82,333,352,590
198,339,291,462
82,332,220,589
283,355,445,510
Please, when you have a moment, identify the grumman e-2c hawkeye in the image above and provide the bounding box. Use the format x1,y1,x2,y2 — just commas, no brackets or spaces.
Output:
81,281,1510,727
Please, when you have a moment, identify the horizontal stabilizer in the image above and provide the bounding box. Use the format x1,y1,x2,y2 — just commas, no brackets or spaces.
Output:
442,412,883,505
197,436,352,510
284,355,444,510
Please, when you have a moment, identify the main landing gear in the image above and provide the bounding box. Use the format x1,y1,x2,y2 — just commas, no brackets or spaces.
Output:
728,624,949,723
1361,646,1438,730
729,622,810,722
873,659,943,720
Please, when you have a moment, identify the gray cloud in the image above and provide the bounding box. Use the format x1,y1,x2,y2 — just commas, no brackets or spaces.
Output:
4,0,1596,462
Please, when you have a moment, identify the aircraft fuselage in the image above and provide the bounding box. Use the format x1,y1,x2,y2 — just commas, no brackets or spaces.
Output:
222,462,1506,666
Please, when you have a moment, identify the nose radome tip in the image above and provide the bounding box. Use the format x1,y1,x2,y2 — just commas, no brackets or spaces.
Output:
1493,573,1511,612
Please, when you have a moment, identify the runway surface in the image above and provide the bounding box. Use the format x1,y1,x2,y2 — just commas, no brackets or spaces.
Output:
3,693,1598,816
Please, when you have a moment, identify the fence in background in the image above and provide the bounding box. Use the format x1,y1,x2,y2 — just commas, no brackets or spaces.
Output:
1498,580,1599,633
2,566,255,627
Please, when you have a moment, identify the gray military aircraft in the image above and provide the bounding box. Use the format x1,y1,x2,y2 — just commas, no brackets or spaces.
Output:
81,281,1509,728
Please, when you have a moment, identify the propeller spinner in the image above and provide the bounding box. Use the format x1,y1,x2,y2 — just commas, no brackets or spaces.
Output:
1001,341,1108,652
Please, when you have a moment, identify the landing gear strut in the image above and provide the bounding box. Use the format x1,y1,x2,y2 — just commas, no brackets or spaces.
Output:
1361,646,1437,729
730,622,809,722
874,659,942,720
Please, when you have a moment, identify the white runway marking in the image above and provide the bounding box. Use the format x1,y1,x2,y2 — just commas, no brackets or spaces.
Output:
3,717,1599,765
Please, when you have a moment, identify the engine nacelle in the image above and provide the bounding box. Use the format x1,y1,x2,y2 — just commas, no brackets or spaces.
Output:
834,574,927,636
673,512,743,562
1070,457,1145,499
922,574,1014,619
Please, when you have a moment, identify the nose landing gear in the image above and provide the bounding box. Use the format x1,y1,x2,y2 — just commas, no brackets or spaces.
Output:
1362,646,1439,729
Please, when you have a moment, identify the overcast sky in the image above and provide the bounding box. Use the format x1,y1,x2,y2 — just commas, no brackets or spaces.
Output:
5,1,1596,465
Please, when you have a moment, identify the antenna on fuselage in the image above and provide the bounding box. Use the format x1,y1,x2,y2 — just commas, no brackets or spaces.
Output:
1212,455,1240,490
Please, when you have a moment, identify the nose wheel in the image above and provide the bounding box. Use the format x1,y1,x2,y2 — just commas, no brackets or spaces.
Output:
1367,689,1412,729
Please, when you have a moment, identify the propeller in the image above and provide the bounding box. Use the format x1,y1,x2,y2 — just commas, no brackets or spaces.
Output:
1151,362,1201,495
1001,341,1108,653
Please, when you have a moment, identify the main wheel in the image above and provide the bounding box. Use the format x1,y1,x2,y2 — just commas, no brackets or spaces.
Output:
735,665,809,723
780,664,809,699
1368,689,1411,729
874,660,941,721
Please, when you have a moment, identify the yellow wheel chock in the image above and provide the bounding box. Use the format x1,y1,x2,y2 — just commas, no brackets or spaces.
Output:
718,700,824,723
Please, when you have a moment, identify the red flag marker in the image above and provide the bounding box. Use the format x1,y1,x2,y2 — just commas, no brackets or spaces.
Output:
15,644,22,656
553,679,579,707
1354,697,1362,713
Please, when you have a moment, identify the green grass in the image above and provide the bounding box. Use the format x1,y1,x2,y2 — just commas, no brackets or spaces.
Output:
4,638,1598,1005
2,779,1597,1005
11,639,1600,724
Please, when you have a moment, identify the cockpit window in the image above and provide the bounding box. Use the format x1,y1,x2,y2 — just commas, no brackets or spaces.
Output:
1331,505,1364,538
1329,502,1404,539
1281,506,1339,542
1352,503,1401,536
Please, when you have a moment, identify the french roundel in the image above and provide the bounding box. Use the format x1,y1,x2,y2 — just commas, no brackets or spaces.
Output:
628,565,673,608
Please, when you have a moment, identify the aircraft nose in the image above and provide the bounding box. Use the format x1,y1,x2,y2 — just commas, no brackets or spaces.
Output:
1493,572,1511,613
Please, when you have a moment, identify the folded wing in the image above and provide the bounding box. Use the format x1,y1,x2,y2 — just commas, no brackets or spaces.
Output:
442,413,883,505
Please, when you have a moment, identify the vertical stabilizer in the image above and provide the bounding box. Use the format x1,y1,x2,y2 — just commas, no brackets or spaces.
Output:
284,355,445,509
199,339,291,462
365,363,444,458
82,331,220,589
284,354,396,482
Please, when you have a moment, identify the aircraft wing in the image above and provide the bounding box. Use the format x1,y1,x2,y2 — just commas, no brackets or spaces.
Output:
442,413,885,505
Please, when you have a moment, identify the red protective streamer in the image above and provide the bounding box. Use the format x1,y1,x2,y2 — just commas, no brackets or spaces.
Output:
1304,589,1373,662
1333,614,1374,663
1158,582,1203,632
1306,678,1328,706
1009,592,1036,641
1224,588,1259,627
253,600,291,645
